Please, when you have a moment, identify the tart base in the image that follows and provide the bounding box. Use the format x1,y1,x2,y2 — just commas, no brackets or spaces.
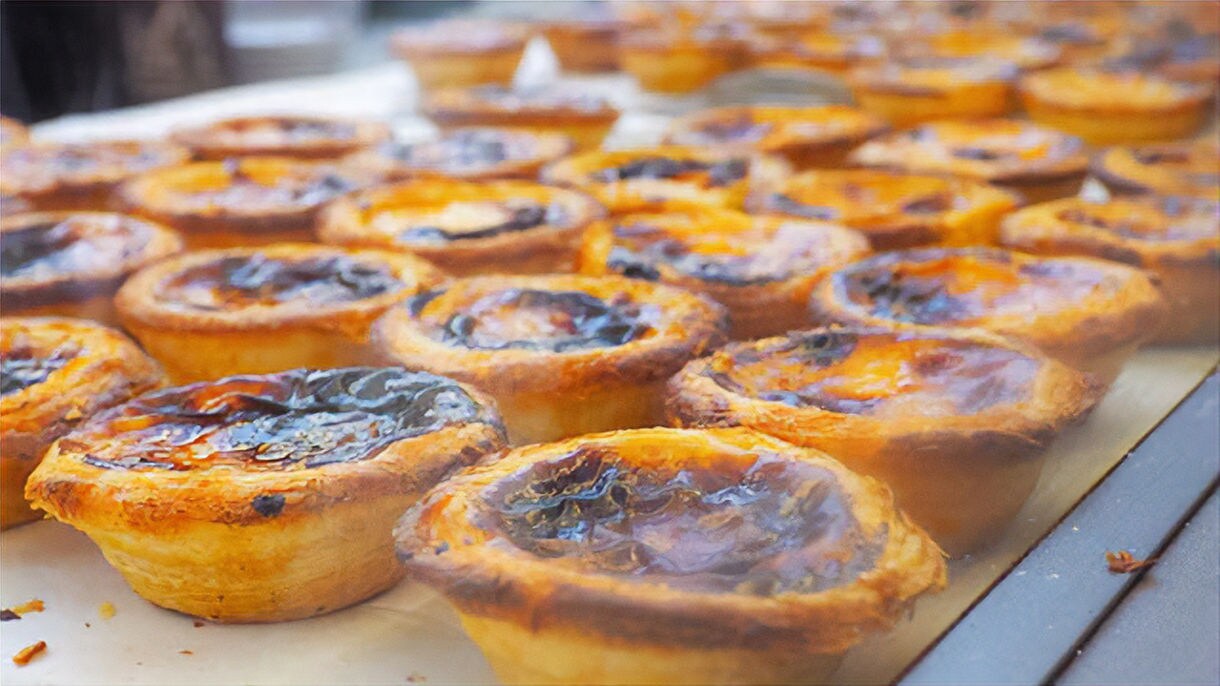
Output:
1152,264,1220,344
1053,341,1140,388
75,496,411,622
853,83,1012,128
496,381,667,446
4,295,122,330
121,325,381,384
406,50,523,92
621,46,734,94
1,432,46,530
1021,100,1209,145
459,612,845,686
1000,175,1086,206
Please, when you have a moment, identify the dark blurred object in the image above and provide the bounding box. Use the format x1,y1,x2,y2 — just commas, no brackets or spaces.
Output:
1,1,226,124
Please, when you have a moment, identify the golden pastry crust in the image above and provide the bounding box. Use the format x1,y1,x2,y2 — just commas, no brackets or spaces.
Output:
1,141,190,212
1018,68,1213,145
1091,142,1219,201
25,367,505,622
848,57,1018,127
423,86,620,151
118,157,382,249
664,105,888,170
1,212,183,326
749,32,885,75
619,28,742,94
808,247,1168,384
0,116,29,147
372,274,728,444
1000,196,1220,343
578,205,870,339
542,146,787,213
390,20,528,91
751,168,1020,249
1,317,163,529
906,30,1063,71
169,115,391,161
542,19,628,73
395,426,946,685
343,128,574,182
667,326,1102,554
850,119,1088,204
116,244,445,383
317,178,604,276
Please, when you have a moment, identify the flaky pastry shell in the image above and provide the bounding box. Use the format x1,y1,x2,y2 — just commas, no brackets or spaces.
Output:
1,140,190,212
1,212,183,327
395,427,946,685
751,168,1020,249
1018,68,1213,145
667,326,1103,554
390,20,528,91
542,19,627,73
118,157,382,250
664,105,888,170
169,115,391,161
808,247,1168,384
1091,142,1219,201
1000,196,1220,344
542,146,788,213
423,86,620,152
578,205,870,339
317,178,604,276
372,273,728,445
1,317,164,529
25,367,506,622
848,58,1017,128
115,243,445,383
849,119,1088,204
619,30,739,94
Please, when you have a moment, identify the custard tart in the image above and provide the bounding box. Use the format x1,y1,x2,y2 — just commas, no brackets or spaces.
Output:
850,119,1088,204
752,169,1020,249
668,327,1102,554
25,366,506,622
1,116,29,147
664,105,888,170
1018,68,1213,145
808,247,1168,384
169,115,391,161
619,27,741,94
317,178,603,276
542,146,785,213
749,32,885,76
115,244,444,383
1,140,190,212
423,86,620,152
343,128,574,183
118,157,382,250
1000,196,1220,344
907,31,1063,72
848,57,1018,128
395,426,946,686
2,317,163,529
1091,141,1219,201
542,18,628,73
373,274,727,445
579,206,870,340
390,20,528,92
1,212,183,326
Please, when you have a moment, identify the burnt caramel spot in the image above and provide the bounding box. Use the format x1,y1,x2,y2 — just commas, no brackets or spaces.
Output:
382,130,517,172
766,194,839,221
1058,205,1218,241
485,446,879,595
710,331,1036,416
436,289,651,352
251,494,286,517
901,193,953,215
1,218,142,280
951,146,1005,161
0,343,80,396
240,118,358,141
1130,148,1189,166
76,368,494,471
162,254,402,310
591,157,748,188
845,269,962,324
691,115,771,144
397,203,554,244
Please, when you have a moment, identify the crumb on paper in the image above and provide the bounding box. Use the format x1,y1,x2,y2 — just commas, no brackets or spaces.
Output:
406,672,428,683
1106,550,1157,574
84,622,91,628
99,601,116,619
192,619,206,628
12,641,47,666
179,650,194,656
4,599,46,618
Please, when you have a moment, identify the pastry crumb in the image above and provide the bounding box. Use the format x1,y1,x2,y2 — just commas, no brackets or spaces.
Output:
99,601,116,619
178,649,194,656
5,599,46,617
1,610,20,621
193,619,206,628
12,641,47,666
1106,550,1157,574
406,672,428,683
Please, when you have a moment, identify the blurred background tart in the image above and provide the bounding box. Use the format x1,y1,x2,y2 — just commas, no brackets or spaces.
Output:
1091,141,1219,200
169,115,391,161
343,128,574,182
422,86,620,152
1,140,190,212
389,19,528,92
848,56,1019,128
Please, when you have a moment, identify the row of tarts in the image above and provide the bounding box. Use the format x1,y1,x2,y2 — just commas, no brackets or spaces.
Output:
1,102,1217,684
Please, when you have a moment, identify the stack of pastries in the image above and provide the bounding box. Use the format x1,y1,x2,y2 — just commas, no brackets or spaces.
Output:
3,1,1217,684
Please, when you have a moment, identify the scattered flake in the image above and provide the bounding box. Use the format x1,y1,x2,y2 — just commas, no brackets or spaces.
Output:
1,610,20,621
193,620,206,628
99,601,116,619
84,622,91,628
179,650,194,656
12,641,47,666
406,672,428,683
6,599,45,616
1106,550,1157,574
